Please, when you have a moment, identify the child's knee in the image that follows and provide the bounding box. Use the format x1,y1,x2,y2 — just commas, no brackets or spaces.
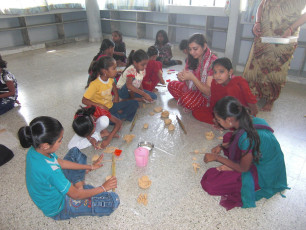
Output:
150,93,157,100
130,100,139,109
64,147,87,164
109,192,120,210
201,169,220,195
96,116,110,130
91,192,120,215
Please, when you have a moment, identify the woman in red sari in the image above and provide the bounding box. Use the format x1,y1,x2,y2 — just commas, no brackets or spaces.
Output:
167,34,217,123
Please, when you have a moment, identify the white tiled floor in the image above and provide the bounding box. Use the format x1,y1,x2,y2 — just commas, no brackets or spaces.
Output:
0,41,306,229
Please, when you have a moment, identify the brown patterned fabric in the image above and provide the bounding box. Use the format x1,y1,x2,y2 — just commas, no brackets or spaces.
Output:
243,0,306,103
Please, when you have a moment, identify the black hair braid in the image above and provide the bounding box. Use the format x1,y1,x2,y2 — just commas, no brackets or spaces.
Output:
92,39,115,61
236,106,261,163
75,106,96,116
86,56,115,89
214,96,261,163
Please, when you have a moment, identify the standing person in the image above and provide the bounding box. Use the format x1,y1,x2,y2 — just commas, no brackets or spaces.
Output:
142,46,165,92
243,0,306,111
154,30,182,67
68,106,122,150
88,39,115,74
112,30,127,66
167,33,217,123
210,57,258,117
83,56,138,122
201,96,288,210
18,116,119,220
0,55,18,115
116,49,157,102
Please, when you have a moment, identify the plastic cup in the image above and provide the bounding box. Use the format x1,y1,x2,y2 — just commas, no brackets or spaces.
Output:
134,147,149,167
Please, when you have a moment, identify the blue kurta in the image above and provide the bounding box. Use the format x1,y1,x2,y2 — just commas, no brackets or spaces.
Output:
239,117,288,207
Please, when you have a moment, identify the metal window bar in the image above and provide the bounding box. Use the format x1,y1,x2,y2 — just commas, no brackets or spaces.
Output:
168,0,219,6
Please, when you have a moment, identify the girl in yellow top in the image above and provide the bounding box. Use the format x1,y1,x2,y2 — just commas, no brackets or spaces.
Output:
82,56,138,121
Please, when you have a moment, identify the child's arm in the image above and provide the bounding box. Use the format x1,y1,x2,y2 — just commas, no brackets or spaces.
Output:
126,77,153,101
112,83,119,103
87,136,102,150
82,96,109,111
58,154,104,171
168,45,173,60
204,151,253,173
67,176,117,200
100,115,122,149
248,103,258,116
211,143,230,154
164,44,173,61
113,51,125,56
158,70,165,84
0,81,15,98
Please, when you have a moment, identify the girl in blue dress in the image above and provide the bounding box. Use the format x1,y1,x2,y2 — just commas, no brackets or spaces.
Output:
18,116,120,220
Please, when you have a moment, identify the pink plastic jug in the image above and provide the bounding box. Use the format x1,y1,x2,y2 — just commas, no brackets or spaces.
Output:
134,147,149,167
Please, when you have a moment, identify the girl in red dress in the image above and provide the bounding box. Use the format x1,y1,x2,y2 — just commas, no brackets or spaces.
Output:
142,46,165,92
210,57,258,117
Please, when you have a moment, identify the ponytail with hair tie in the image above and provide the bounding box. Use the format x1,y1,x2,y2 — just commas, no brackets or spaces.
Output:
18,116,63,149
86,56,116,89
124,49,148,72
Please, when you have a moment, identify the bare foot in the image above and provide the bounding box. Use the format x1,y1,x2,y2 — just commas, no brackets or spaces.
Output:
261,102,273,111
153,88,158,92
100,129,120,139
100,129,110,138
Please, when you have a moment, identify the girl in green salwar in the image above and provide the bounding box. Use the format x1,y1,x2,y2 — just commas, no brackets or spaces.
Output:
201,96,288,210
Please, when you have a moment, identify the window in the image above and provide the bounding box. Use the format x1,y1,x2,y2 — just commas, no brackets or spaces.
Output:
170,0,227,7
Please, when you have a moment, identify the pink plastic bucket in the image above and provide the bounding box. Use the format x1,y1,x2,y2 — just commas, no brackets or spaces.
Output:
134,147,149,167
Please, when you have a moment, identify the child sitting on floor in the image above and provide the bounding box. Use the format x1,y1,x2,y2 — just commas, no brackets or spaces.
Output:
68,106,122,150
210,57,258,116
154,30,182,67
142,46,165,92
116,49,157,102
18,116,119,220
189,57,258,124
201,96,288,210
0,55,18,115
88,39,115,74
83,56,138,121
112,30,126,66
